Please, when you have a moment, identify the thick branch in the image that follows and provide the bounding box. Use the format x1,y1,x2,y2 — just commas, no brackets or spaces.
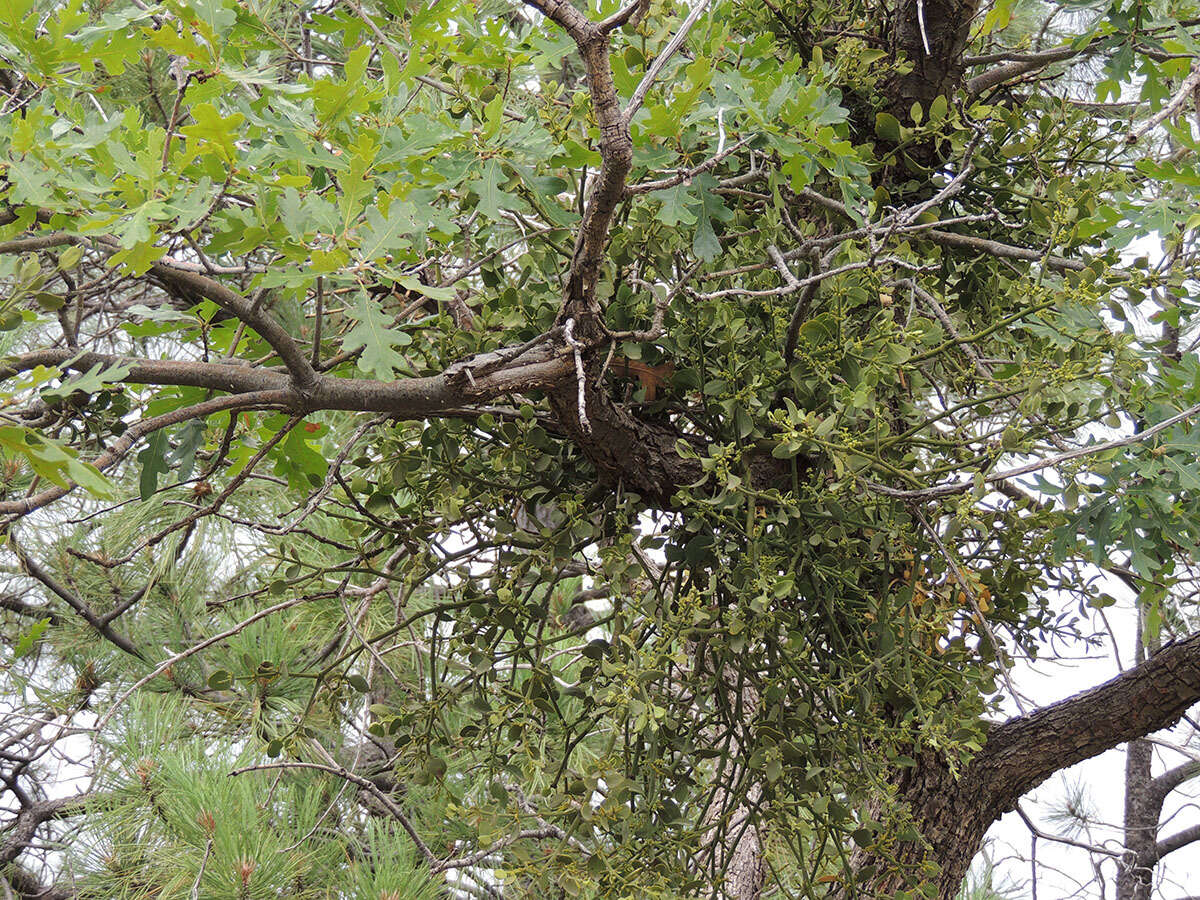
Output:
523,0,631,313
2,337,576,416
1151,758,1200,802
976,630,1200,809
0,231,316,388
967,44,1080,96
0,795,90,867
1157,823,1200,860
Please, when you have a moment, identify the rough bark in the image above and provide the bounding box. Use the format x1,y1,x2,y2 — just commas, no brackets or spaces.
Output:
1117,737,1156,900
0,796,90,869
1117,617,1157,900
834,630,1200,899
3,862,75,900
1,797,88,898
887,0,980,120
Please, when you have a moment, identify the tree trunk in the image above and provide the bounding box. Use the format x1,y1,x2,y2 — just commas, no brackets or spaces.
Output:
887,0,980,118
1117,610,1159,900
1117,737,1156,900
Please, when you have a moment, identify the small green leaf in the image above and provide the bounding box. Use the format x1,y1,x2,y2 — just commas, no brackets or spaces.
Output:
34,292,65,311
471,159,516,221
655,183,698,227
875,112,902,143
929,93,948,122
13,617,51,659
58,245,83,271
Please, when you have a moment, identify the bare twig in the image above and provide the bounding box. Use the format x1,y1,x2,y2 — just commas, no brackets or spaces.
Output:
96,591,320,734
227,759,437,866
1127,61,1200,144
867,400,1200,500
563,318,590,433
625,0,715,119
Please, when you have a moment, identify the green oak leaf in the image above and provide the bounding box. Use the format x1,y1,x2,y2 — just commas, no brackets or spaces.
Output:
342,292,413,380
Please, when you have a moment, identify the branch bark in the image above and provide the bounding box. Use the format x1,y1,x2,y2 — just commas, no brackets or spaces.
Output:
522,0,631,315
0,231,316,388
980,631,1200,808
887,0,980,119
0,795,91,867
839,631,1200,899
1157,823,1200,860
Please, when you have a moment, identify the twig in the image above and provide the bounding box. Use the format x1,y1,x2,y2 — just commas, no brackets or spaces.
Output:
0,390,293,521
695,256,932,301
782,248,827,364
432,828,566,873
227,759,437,866
625,136,753,195
563,318,590,433
611,259,703,341
189,839,213,899
1127,61,1200,144
161,66,194,172
96,591,318,734
310,276,323,368
916,0,931,55
766,245,800,289
1015,803,1122,857
625,0,715,119
350,0,526,122
866,400,1200,500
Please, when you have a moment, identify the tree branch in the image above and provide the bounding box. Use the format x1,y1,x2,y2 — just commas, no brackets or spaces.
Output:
3,861,76,900
0,231,316,388
966,44,1081,97
1151,758,1200,803
1157,822,1200,860
9,537,142,658
523,0,631,314
976,630,1200,809
0,390,293,519
0,794,91,867
0,594,58,623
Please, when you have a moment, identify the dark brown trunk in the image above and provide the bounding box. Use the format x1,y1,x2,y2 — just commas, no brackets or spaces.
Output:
886,0,980,121
831,752,994,899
